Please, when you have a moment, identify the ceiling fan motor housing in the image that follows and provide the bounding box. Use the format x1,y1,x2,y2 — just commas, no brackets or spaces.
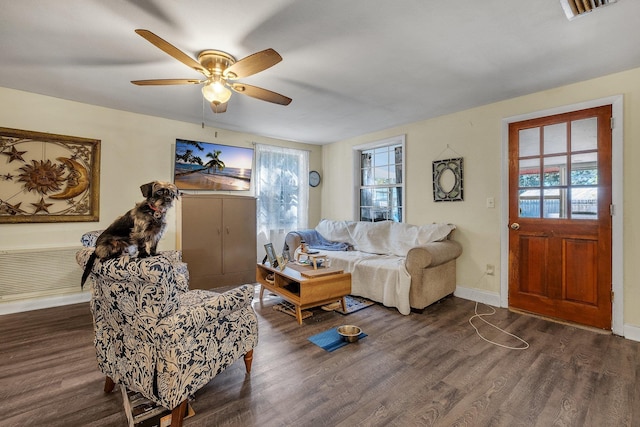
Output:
198,50,236,78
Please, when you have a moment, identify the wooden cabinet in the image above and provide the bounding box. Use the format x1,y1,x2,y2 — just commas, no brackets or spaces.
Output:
181,194,256,289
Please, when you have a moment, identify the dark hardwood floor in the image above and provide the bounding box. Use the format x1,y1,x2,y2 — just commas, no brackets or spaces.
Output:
1,288,639,427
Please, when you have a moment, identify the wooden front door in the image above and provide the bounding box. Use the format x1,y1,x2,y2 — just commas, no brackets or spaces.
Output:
508,105,612,329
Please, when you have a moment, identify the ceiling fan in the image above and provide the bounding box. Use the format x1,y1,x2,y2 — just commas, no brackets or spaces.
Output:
131,29,292,113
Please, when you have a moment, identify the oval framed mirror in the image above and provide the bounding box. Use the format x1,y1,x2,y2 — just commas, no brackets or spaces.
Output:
432,157,464,202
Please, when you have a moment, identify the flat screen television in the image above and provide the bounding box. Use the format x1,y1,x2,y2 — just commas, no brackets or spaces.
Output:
173,138,253,191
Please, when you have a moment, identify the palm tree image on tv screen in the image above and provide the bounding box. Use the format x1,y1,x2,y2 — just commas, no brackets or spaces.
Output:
174,138,253,191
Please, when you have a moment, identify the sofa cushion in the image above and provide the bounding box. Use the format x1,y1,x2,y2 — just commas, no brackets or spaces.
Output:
315,219,455,257
348,221,391,254
388,222,456,256
315,219,353,243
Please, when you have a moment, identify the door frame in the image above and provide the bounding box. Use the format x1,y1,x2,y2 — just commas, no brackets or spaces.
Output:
500,95,624,335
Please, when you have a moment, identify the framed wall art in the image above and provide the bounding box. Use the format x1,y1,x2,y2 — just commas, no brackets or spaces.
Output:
432,157,463,202
0,127,100,223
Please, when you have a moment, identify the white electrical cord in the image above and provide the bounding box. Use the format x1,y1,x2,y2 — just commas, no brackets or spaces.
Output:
469,301,530,350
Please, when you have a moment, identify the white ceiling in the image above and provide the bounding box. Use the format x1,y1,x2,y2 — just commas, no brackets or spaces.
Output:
1,0,639,144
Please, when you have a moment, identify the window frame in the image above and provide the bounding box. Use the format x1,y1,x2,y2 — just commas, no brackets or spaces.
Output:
352,135,406,222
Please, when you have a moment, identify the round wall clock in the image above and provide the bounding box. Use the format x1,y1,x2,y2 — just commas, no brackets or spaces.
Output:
309,170,321,187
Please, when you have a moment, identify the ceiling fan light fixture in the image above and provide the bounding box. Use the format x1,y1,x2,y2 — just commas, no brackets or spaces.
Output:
202,81,232,105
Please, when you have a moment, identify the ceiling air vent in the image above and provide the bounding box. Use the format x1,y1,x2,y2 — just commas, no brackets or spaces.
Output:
560,0,617,20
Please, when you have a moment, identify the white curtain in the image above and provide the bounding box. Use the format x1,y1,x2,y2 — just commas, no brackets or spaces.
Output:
254,144,309,261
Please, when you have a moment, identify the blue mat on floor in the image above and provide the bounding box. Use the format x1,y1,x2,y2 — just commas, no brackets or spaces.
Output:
308,327,367,352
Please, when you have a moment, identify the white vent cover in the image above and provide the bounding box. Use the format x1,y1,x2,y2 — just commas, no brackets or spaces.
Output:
0,247,83,302
561,0,618,20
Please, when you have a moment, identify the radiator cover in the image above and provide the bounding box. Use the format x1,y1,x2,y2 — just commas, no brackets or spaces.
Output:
0,247,83,302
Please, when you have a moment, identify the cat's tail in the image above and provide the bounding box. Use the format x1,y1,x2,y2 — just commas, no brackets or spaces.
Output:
81,252,97,289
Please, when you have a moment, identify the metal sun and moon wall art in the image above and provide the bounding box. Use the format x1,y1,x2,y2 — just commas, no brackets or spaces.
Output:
0,127,100,223
432,157,464,202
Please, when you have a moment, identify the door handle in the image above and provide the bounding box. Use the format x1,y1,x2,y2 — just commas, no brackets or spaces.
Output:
510,222,520,230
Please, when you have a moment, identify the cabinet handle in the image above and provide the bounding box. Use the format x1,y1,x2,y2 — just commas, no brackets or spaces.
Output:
226,227,230,234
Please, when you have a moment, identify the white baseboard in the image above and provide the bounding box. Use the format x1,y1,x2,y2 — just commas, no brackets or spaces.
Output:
454,285,501,307
623,324,640,342
0,292,90,315
454,285,640,343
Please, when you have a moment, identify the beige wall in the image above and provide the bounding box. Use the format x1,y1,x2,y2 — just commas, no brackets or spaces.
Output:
3,66,639,333
0,87,322,253
322,66,640,330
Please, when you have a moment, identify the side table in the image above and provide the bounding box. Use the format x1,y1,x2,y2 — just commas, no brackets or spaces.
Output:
256,263,351,324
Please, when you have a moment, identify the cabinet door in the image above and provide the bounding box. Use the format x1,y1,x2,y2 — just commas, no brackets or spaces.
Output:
222,197,256,274
182,196,223,285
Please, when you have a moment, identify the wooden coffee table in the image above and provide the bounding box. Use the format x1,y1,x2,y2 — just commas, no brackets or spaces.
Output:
256,262,351,324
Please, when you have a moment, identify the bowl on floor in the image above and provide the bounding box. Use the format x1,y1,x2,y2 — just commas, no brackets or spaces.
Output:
337,325,362,343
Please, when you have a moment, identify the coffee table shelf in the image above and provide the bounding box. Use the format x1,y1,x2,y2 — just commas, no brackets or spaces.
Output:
256,263,351,324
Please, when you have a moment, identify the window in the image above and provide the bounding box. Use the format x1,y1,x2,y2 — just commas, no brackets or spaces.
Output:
254,144,309,259
517,117,599,219
354,136,405,222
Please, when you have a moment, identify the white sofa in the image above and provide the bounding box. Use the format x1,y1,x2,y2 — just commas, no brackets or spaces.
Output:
284,219,462,315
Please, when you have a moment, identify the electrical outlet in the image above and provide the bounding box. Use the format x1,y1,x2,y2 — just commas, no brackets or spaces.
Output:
486,264,495,275
486,197,495,208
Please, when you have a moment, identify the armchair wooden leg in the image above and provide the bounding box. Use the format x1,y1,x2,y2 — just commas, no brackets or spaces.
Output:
104,376,115,393
171,400,188,427
243,349,254,373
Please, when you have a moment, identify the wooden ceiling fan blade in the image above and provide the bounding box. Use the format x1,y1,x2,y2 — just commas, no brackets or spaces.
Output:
210,102,228,114
131,79,202,86
135,29,209,76
223,48,282,79
231,83,292,105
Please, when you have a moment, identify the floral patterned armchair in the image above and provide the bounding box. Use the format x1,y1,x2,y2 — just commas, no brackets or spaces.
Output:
77,231,258,427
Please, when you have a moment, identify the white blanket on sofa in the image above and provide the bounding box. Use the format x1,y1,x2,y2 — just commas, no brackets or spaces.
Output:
312,220,455,315
314,249,412,314
316,220,454,256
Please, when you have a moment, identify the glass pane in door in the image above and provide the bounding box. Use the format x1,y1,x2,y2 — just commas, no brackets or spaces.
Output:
570,152,598,220
543,188,566,219
571,187,598,219
543,156,567,186
519,128,540,157
519,189,540,218
543,123,567,154
519,158,540,187
571,117,598,152
571,153,598,185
